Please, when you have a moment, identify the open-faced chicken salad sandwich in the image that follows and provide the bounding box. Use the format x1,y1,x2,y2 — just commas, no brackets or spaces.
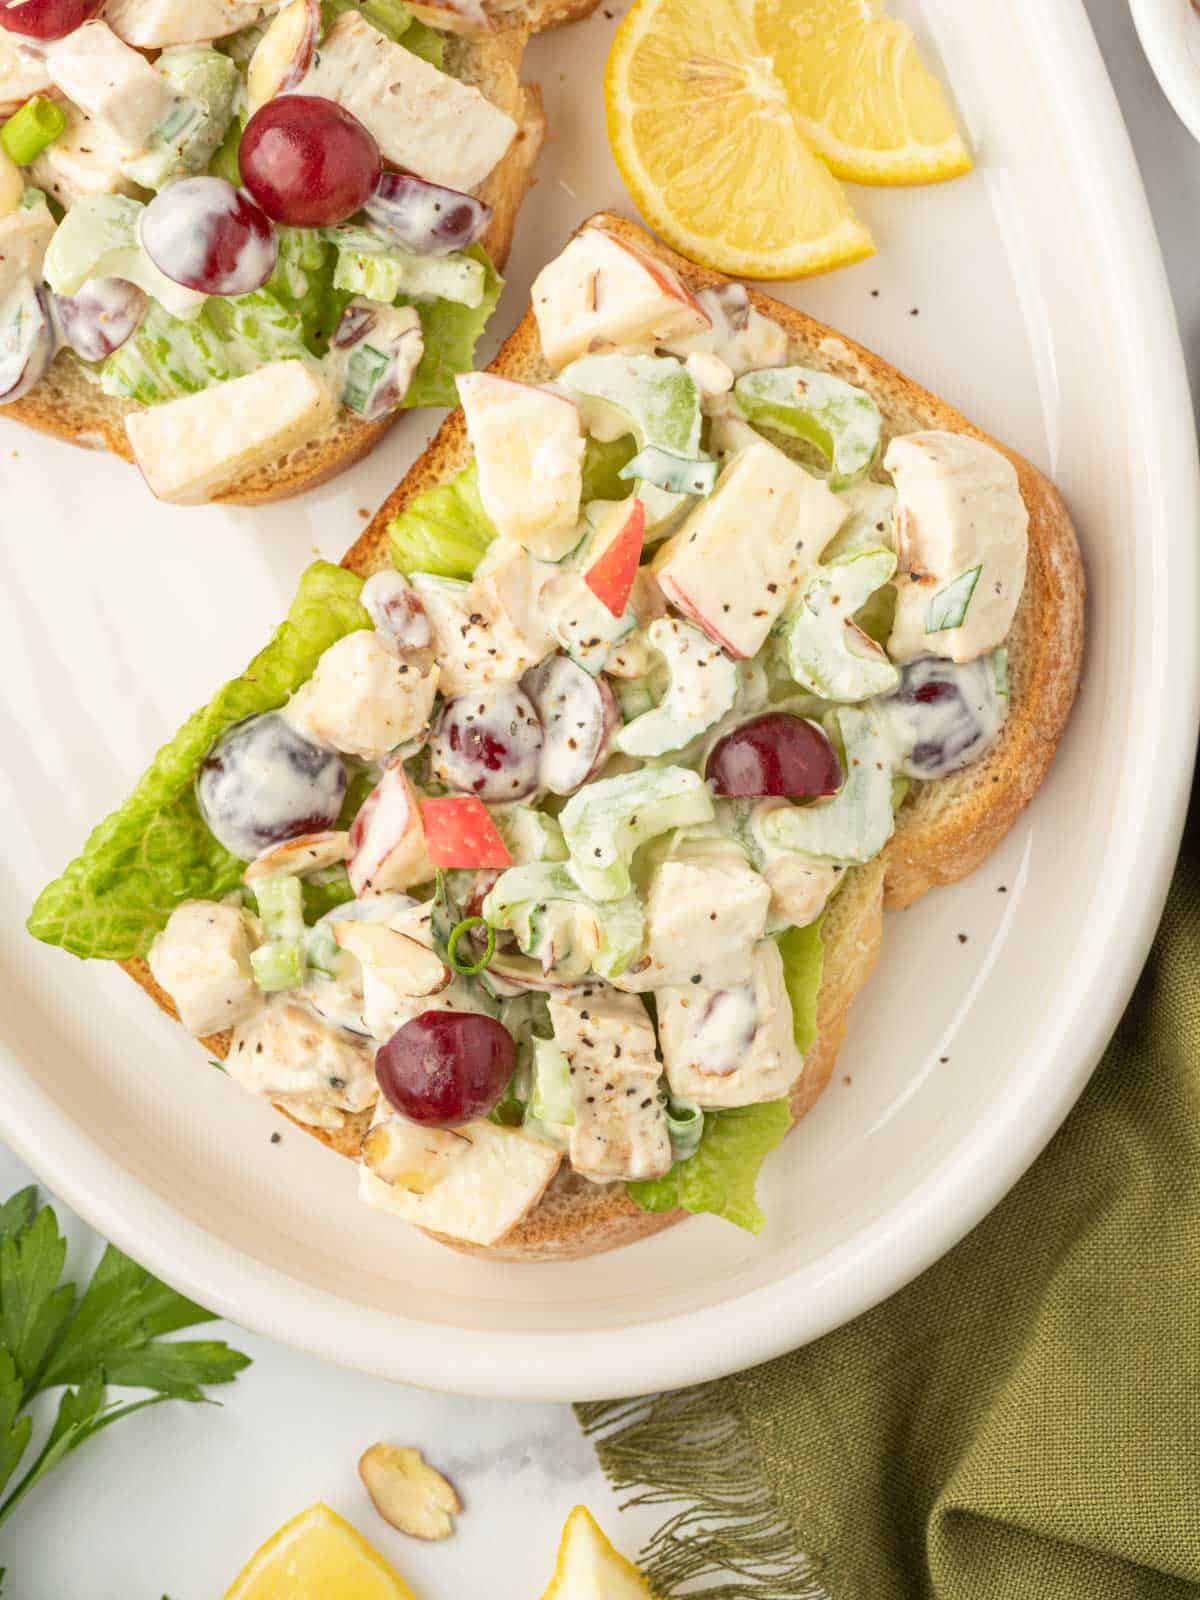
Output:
0,0,590,503
28,216,1084,1259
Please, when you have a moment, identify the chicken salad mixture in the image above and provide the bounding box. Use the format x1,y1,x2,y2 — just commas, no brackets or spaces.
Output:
29,227,1027,1243
0,0,509,500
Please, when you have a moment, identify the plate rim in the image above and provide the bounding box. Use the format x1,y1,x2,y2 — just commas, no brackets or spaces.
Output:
1130,0,1200,143
2,0,1198,1402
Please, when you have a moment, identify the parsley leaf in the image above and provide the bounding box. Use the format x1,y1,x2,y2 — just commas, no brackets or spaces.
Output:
0,1207,73,1389
0,1187,251,1580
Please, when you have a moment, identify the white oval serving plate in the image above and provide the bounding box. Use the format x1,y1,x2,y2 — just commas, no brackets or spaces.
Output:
1,0,1196,1402
1131,0,1200,142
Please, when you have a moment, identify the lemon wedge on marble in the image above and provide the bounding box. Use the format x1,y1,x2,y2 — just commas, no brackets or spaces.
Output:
224,1502,417,1600
538,1505,657,1599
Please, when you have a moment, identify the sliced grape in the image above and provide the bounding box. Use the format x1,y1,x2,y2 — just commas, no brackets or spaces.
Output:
430,686,543,802
197,711,347,860
521,654,618,796
881,655,1005,780
0,282,54,405
706,712,842,799
364,171,491,257
139,177,277,296
375,1010,516,1127
0,0,102,38
54,278,147,362
359,570,432,651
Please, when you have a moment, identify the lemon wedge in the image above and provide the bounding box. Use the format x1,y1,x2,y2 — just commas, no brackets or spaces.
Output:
538,1505,657,1599
224,1502,417,1600
753,0,971,184
605,0,875,279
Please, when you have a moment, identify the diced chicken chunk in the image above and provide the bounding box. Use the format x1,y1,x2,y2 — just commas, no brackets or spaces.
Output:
227,995,378,1131
662,283,789,377
548,986,671,1183
30,105,138,208
472,537,562,661
147,900,262,1036
0,195,55,303
409,572,544,694
0,34,51,115
285,630,438,761
657,941,803,1109
300,12,515,191
125,360,336,504
359,1121,561,1246
456,374,585,559
105,0,281,47
886,431,1029,664
612,847,769,993
531,228,711,372
652,438,846,659
45,22,178,155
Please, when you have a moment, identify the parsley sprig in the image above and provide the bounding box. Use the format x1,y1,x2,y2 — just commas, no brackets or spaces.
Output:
0,1187,250,1584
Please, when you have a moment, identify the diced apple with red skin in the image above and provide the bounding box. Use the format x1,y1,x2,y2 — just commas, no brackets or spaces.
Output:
456,373,585,560
531,227,711,372
349,767,432,896
247,0,320,112
584,497,645,619
421,796,513,869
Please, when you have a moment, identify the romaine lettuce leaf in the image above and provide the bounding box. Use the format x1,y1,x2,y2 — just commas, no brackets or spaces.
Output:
321,0,411,40
627,1100,792,1235
389,460,496,578
28,564,370,961
101,292,309,404
399,244,503,409
267,228,350,356
778,915,824,1054
398,17,444,65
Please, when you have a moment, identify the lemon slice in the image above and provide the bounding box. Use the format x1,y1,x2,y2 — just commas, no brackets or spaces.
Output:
224,1502,417,1600
605,0,874,280
539,1505,657,1599
753,0,971,184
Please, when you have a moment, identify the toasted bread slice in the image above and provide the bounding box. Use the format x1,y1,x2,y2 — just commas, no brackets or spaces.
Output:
121,213,1084,1259
2,11,596,504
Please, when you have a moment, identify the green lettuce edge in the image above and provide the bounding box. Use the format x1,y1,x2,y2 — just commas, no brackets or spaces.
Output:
28,563,370,961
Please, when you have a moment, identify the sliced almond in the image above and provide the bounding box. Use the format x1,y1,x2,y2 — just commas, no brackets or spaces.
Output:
243,830,352,883
246,0,320,112
332,921,451,996
359,1444,461,1540
362,1117,472,1194
402,0,492,36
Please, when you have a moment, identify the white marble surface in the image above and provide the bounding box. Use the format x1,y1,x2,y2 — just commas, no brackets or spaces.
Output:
2,1,1197,1594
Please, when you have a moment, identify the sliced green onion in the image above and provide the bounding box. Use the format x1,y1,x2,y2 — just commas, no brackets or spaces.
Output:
447,915,495,976
2,97,67,166
925,564,982,633
665,1096,704,1162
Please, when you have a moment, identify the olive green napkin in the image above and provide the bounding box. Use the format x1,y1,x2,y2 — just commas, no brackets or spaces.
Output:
579,793,1200,1598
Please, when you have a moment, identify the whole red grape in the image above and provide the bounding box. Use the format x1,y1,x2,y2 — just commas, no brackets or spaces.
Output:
376,1011,516,1128
239,95,381,227
706,712,842,798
